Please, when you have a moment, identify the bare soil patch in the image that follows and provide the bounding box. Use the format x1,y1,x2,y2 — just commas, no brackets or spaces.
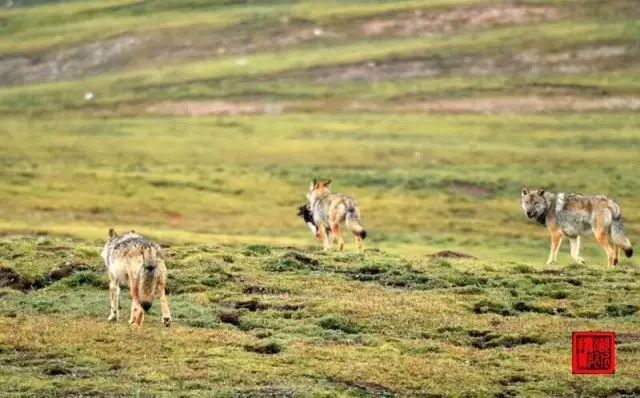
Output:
290,45,633,84
361,5,560,37
145,101,286,116
145,95,640,117
450,181,493,199
0,267,27,290
428,250,477,259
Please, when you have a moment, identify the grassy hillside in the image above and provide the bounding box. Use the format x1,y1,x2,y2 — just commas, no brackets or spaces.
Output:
1,0,639,396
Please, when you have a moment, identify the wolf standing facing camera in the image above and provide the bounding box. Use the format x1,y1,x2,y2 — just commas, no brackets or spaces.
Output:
521,189,633,267
307,179,367,251
101,229,171,327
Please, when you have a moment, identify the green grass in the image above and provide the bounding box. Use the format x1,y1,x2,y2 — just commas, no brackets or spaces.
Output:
1,0,640,396
1,237,640,396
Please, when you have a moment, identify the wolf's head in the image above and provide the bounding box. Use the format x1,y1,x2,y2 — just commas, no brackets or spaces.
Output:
521,188,550,221
101,228,119,264
307,179,331,204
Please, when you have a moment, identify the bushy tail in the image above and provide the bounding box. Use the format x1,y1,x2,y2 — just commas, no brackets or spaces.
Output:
346,207,367,239
139,247,158,312
610,201,633,257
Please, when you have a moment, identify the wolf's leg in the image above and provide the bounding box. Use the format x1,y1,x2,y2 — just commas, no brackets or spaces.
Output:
331,223,344,251
355,235,363,251
317,224,330,250
569,237,585,265
157,267,172,327
128,276,143,326
108,277,120,322
594,228,615,267
613,246,620,265
547,232,562,265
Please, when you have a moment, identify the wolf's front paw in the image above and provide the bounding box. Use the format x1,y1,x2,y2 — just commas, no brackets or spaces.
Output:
546,259,556,265
107,313,117,322
576,257,585,265
163,316,172,327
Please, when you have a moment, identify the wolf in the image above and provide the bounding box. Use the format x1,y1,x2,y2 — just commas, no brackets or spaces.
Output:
101,228,171,327
306,179,367,251
521,188,633,267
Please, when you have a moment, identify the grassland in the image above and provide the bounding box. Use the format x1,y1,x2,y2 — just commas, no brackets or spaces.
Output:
1,0,640,396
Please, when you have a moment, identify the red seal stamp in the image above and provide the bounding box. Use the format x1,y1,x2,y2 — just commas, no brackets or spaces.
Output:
572,331,616,374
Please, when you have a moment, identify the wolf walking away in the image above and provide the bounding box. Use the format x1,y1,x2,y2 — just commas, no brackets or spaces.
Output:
521,188,633,267
101,229,171,327
306,179,367,251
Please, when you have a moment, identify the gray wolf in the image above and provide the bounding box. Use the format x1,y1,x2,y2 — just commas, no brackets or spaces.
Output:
521,188,633,267
101,229,171,327
307,179,367,251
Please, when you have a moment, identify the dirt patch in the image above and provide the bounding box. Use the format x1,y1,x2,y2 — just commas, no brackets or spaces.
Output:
469,330,544,349
361,5,560,37
242,284,291,295
283,251,319,266
616,333,640,344
48,264,88,282
428,250,477,259
0,35,141,87
0,267,28,290
281,44,633,84
234,298,268,312
330,378,396,397
234,388,296,398
146,93,640,118
218,310,242,326
264,252,321,272
146,101,286,116
450,181,493,198
43,362,73,376
243,341,283,355
408,96,640,114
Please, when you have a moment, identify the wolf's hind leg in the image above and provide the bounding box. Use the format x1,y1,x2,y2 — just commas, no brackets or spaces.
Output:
594,228,615,267
317,224,331,251
569,237,585,265
108,278,120,322
128,277,144,326
547,232,562,265
330,223,344,251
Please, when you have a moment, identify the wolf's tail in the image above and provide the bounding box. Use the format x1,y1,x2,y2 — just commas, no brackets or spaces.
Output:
138,246,158,312
609,200,633,257
345,206,367,239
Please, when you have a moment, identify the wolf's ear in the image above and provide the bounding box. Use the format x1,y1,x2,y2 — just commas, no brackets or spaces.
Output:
108,228,117,238
310,179,317,190
323,179,332,187
522,188,529,196
537,188,545,196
